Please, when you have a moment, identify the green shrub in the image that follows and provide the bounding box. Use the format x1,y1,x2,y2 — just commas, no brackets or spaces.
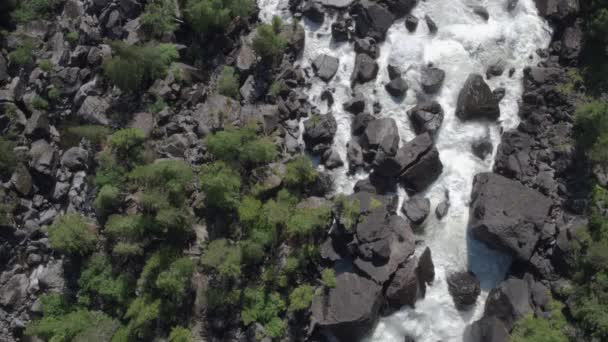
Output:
320,268,336,288
155,257,194,303
285,205,331,240
38,59,53,72
47,87,60,101
334,194,360,231
105,214,144,242
94,185,122,215
574,101,608,164
269,81,281,97
8,39,36,66
63,125,112,148
48,214,97,255
103,42,179,92
78,254,133,310
128,160,193,206
511,299,569,342
283,156,317,189
123,297,161,339
11,0,62,23
30,96,49,110
147,95,167,114
218,66,239,99
200,161,242,210
288,284,314,312
184,0,253,34
95,149,127,188
26,309,114,342
169,326,193,342
201,239,242,280
241,287,286,338
141,0,178,37
65,31,79,45
205,125,278,167
0,137,17,179
108,128,147,168
252,16,286,59
590,8,608,43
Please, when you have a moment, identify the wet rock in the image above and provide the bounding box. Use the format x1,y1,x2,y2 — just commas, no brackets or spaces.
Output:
425,15,438,34
408,101,444,138
24,111,50,139
303,113,338,149
402,196,430,225
322,149,344,169
353,112,374,135
464,316,509,342
352,53,379,84
387,64,402,80
533,0,579,21
363,117,398,149
385,257,419,308
384,0,417,17
77,96,110,125
385,77,408,97
493,87,506,102
417,247,435,285
447,271,481,309
374,132,431,177
347,140,365,169
484,277,532,329
456,74,500,121
302,1,325,23
469,173,553,261
61,147,88,171
421,66,445,94
311,272,383,341
399,145,442,194
354,37,380,59
354,0,395,41
471,138,493,160
473,6,489,20
486,64,504,79
318,0,355,8
507,0,518,11
312,54,339,82
405,14,419,32
344,92,366,114
331,19,350,41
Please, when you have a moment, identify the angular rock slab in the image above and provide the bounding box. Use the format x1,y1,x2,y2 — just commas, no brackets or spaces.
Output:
469,173,553,261
456,74,500,121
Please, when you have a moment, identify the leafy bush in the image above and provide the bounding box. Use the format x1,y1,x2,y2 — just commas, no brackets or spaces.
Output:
201,239,242,280
63,125,112,148
65,31,79,45
574,101,608,164
205,125,277,166
155,257,194,303
0,137,17,180
141,0,178,37
283,156,317,189
11,0,62,23
169,326,193,342
241,287,286,338
48,214,97,255
218,66,239,99
285,205,331,240
128,159,193,206
8,39,36,66
107,128,147,168
334,194,360,231
320,268,336,288
26,309,114,342
589,8,608,43
38,59,53,72
252,16,286,59
47,87,60,101
184,0,253,34
78,254,133,310
200,161,242,210
123,297,161,339
146,95,167,114
94,185,122,215
288,284,314,312
30,95,49,110
511,299,569,342
103,42,179,92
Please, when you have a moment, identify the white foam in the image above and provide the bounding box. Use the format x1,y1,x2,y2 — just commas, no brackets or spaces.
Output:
258,0,551,340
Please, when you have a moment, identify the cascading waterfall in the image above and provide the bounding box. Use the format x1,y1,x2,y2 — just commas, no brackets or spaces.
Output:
259,0,551,341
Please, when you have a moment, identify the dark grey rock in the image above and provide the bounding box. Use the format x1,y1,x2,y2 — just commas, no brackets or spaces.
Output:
0,274,28,307
61,147,88,171
374,132,433,178
24,111,50,139
303,113,338,149
469,173,553,261
408,101,444,137
421,66,445,94
486,64,504,79
402,196,430,225
456,74,500,121
10,164,32,196
344,92,366,114
399,146,443,194
471,138,493,160
303,1,325,23
331,19,350,41
385,0,417,17
352,53,379,84
386,257,419,308
405,14,419,32
385,77,408,97
353,112,374,135
354,0,395,41
355,37,380,59
363,118,398,149
313,54,339,82
507,0,518,11
77,96,110,125
473,6,489,20
447,271,481,309
464,316,509,342
417,247,435,285
425,15,438,34
484,277,532,329
347,140,364,169
387,64,402,80
322,149,344,169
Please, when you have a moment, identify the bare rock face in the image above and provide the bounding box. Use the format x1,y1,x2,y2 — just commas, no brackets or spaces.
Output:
456,74,500,121
311,272,383,341
385,256,419,308
469,173,553,261
447,271,481,309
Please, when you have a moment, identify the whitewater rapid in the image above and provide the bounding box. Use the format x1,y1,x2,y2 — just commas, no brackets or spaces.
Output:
259,0,551,341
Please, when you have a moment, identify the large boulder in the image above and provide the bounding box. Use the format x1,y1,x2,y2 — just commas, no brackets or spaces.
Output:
354,0,395,41
312,54,339,82
193,94,242,136
408,101,444,138
385,256,419,308
352,53,379,84
384,0,417,17
354,208,415,284
303,113,338,149
61,147,88,171
456,74,500,121
447,271,481,309
533,0,579,21
401,196,430,225
484,277,532,330
77,96,110,125
0,273,28,307
385,77,408,97
420,66,445,94
469,173,553,261
399,147,442,194
24,111,50,139
464,316,509,342
311,272,383,341
363,117,398,149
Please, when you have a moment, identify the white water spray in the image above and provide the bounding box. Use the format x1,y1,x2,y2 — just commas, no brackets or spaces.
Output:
259,0,551,341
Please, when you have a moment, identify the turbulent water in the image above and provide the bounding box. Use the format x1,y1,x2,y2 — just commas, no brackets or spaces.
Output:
259,0,551,341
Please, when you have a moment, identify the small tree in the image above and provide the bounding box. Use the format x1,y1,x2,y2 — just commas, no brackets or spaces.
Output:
288,284,314,312
169,326,193,342
201,239,242,280
218,66,240,99
200,161,242,210
0,137,17,180
252,16,286,59
48,214,97,256
320,268,337,289
283,156,317,189
141,0,178,37
185,0,253,34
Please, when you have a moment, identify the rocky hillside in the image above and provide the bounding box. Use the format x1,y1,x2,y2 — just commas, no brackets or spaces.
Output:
0,0,606,341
